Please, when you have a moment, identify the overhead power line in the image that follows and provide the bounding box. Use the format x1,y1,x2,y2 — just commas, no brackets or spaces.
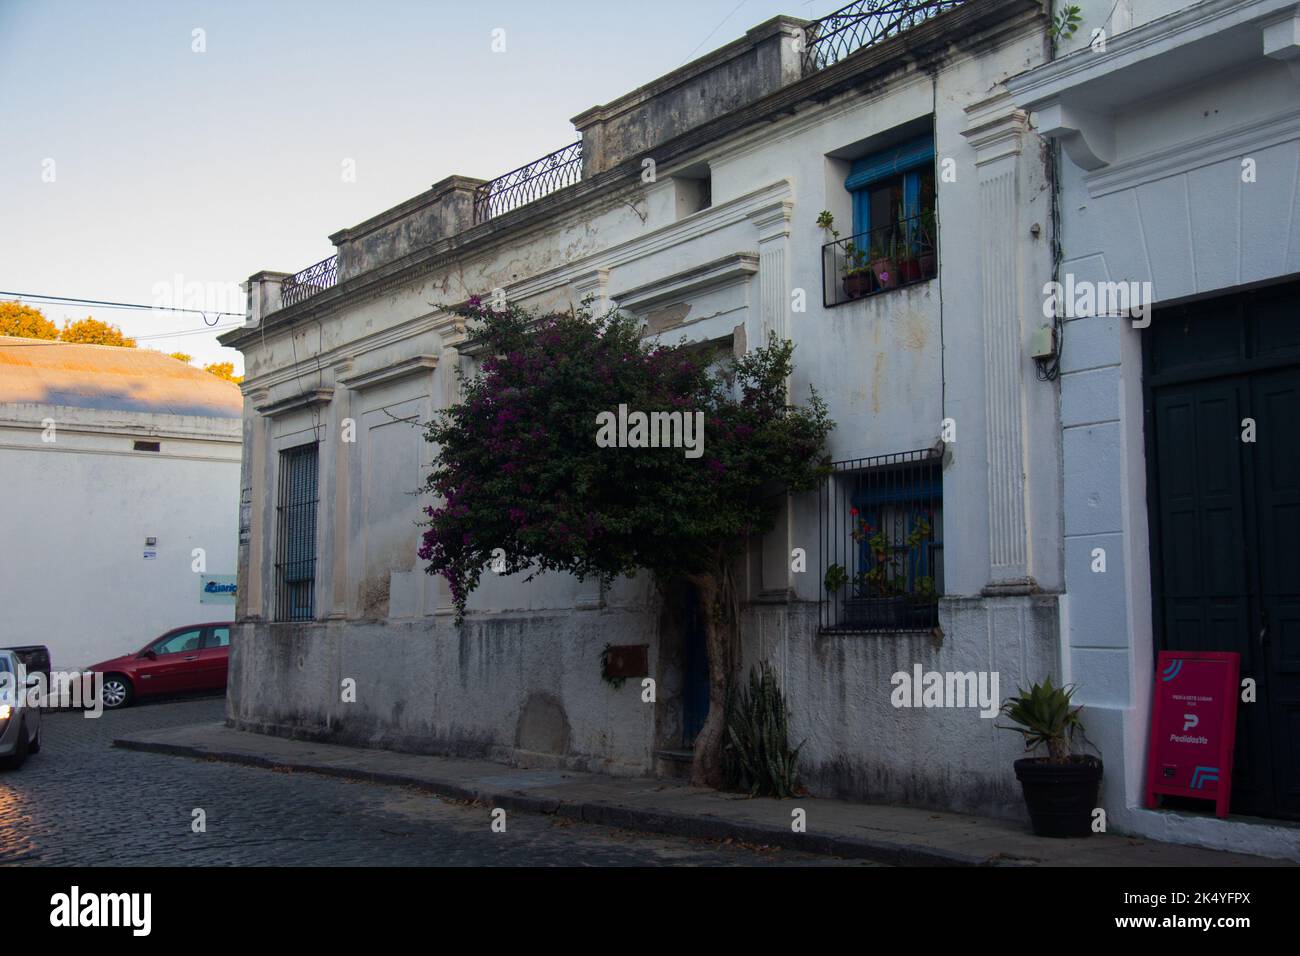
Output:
0,291,244,320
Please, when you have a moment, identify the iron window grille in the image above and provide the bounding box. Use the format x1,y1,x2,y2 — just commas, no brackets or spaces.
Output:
822,212,936,307
819,448,943,633
274,442,319,622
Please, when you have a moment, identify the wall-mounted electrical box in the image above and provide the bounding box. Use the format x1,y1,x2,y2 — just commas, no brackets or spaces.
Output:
1030,324,1057,360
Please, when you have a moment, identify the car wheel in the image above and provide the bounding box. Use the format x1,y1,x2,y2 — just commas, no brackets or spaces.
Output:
0,721,29,770
27,723,41,755
101,675,133,710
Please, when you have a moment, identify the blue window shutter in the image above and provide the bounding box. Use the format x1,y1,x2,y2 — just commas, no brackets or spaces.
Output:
844,133,934,236
844,134,935,193
852,188,871,238
902,170,921,219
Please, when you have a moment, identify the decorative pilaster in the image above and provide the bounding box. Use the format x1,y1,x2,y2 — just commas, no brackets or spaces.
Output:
571,266,610,317
244,387,270,620
747,200,794,342
748,199,795,599
327,361,353,619
962,94,1034,592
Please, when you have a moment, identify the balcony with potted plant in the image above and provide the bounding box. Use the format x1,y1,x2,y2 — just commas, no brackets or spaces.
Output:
818,209,936,307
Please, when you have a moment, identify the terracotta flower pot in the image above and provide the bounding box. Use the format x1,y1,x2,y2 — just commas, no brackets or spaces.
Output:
842,271,876,299
871,257,898,289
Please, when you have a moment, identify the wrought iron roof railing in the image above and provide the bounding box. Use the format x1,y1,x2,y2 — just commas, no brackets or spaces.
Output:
802,0,968,75
280,254,338,308
473,140,583,224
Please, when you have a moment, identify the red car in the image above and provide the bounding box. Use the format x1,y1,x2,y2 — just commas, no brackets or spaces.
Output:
89,622,233,709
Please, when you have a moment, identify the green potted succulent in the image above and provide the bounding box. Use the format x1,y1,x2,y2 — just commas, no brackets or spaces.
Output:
998,678,1103,838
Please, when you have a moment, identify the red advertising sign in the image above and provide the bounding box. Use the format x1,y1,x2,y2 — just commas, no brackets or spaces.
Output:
1146,651,1240,818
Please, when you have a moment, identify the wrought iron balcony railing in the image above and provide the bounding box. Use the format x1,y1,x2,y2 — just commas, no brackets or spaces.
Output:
280,254,338,308
820,449,944,633
821,211,937,307
802,0,968,74
473,140,583,224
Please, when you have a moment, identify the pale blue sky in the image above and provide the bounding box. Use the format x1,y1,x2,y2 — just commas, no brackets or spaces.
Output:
0,0,825,370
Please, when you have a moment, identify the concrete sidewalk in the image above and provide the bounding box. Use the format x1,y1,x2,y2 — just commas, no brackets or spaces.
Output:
115,722,1284,867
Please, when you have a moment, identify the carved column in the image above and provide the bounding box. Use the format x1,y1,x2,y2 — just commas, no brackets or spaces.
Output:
327,361,353,619
747,200,794,342
243,387,270,620
963,95,1034,592
747,199,796,599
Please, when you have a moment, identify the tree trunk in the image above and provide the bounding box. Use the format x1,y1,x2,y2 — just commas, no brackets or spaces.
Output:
687,565,738,788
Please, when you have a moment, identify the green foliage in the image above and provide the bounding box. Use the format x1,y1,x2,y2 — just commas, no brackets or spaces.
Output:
722,661,802,797
598,643,627,689
998,676,1092,764
420,299,834,618
823,562,847,594
1050,4,1082,44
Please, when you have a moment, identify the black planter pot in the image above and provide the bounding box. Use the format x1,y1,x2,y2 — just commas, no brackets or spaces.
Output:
1014,755,1103,838
842,595,905,629
904,601,938,629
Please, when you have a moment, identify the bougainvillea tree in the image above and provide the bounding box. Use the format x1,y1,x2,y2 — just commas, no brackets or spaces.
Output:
419,298,833,786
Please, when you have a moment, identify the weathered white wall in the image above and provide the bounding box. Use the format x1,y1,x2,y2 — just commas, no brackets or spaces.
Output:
0,404,241,669
1029,7,1300,857
229,8,1063,819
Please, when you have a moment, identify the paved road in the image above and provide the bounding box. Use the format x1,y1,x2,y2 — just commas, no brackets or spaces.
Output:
0,697,873,866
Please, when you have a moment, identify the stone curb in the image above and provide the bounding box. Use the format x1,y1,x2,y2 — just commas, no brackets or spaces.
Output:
113,735,992,866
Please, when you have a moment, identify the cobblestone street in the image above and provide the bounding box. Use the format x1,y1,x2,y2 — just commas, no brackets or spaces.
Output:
0,697,870,866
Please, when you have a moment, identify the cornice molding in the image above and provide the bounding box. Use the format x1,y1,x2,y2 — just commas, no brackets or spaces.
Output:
611,252,760,312
255,388,334,418
338,355,439,391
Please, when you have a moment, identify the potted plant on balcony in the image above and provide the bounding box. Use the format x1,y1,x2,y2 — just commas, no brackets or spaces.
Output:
818,211,875,301
917,208,938,278
869,237,898,290
897,215,924,284
841,511,906,628
999,678,1103,838
842,242,877,299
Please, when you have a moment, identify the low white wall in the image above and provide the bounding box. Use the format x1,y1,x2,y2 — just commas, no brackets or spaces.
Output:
0,406,240,669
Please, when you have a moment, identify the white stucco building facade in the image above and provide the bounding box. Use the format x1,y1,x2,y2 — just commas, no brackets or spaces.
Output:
1009,0,1300,857
0,339,242,669
225,0,1069,816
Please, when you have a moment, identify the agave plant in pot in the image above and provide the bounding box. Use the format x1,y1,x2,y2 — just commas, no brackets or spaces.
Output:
998,678,1102,838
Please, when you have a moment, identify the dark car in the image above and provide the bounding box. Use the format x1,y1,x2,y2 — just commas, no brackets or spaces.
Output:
87,623,233,709
3,645,50,682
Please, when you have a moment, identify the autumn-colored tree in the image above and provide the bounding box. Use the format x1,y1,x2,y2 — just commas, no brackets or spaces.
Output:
59,317,136,347
169,352,193,364
203,361,243,384
0,302,59,340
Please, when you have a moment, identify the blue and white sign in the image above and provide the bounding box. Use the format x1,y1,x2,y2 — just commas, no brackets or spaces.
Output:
200,574,237,604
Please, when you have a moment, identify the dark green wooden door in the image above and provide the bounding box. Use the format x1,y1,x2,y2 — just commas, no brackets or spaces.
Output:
1146,280,1300,820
